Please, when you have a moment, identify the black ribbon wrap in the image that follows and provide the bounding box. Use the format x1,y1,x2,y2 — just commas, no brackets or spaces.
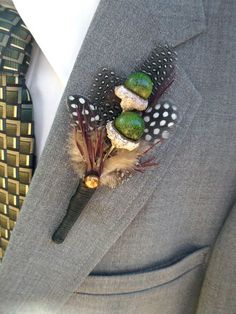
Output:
52,181,96,244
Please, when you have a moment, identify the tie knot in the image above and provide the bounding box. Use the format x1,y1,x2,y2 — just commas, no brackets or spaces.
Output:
0,5,33,76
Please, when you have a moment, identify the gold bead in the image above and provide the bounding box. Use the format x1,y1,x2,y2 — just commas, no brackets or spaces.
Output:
84,175,99,189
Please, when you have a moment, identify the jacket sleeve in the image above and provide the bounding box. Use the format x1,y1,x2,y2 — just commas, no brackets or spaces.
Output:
197,201,236,314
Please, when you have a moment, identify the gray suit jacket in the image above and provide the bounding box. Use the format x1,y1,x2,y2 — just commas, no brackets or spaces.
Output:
0,0,235,313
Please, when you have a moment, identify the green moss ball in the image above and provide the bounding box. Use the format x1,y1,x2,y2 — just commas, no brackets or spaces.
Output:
114,111,145,141
124,72,153,99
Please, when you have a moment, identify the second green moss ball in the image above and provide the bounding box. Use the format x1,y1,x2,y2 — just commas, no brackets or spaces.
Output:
114,111,145,141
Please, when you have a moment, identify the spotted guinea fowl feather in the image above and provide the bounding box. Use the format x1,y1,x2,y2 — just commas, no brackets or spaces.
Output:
135,44,178,143
142,100,178,142
67,94,108,176
137,44,177,98
88,68,122,123
67,94,101,129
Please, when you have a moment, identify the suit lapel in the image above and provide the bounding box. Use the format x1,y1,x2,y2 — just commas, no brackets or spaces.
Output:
0,0,206,312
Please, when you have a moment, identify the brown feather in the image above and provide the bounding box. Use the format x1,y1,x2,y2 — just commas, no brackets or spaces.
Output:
68,130,86,177
100,141,154,188
102,149,138,175
100,173,121,188
100,148,140,188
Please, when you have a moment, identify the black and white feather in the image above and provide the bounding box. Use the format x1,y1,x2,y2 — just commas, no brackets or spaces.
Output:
88,68,122,123
135,45,178,142
67,95,101,129
137,44,177,98
142,100,178,142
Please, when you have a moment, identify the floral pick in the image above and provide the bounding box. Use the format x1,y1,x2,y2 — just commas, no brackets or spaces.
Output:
52,45,178,243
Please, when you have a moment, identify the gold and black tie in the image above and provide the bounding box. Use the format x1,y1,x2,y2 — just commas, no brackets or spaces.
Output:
0,5,34,261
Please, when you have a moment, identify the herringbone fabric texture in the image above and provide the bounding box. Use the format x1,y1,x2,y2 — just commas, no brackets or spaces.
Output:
0,5,34,261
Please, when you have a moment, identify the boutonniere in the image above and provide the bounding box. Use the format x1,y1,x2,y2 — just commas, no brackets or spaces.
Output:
52,45,178,243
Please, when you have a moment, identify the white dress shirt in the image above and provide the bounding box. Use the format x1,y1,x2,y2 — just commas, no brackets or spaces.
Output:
13,0,100,158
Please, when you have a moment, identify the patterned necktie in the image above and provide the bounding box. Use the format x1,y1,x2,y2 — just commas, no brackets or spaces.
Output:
0,5,34,261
